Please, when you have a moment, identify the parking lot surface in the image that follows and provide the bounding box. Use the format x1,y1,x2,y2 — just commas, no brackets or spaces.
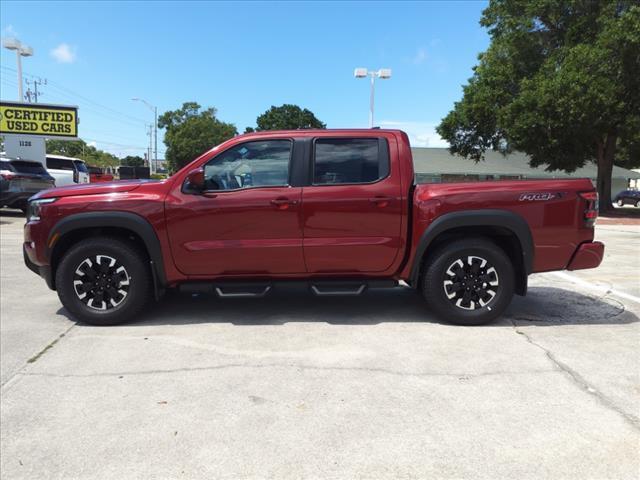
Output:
1,210,639,479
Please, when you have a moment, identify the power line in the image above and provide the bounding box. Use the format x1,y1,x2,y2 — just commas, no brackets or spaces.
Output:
1,65,149,125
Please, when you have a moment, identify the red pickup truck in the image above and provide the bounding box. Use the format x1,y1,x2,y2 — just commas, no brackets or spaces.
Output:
23,129,604,326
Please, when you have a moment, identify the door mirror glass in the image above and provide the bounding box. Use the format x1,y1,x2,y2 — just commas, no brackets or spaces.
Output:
183,168,205,194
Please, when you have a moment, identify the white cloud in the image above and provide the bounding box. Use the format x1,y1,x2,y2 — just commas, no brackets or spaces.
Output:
2,24,18,37
50,43,77,63
379,121,449,148
412,47,427,65
87,141,97,148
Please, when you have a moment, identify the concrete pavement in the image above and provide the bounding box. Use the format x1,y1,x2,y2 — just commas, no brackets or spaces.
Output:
1,211,639,479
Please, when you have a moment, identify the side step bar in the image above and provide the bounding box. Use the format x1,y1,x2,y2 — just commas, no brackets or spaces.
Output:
178,279,398,298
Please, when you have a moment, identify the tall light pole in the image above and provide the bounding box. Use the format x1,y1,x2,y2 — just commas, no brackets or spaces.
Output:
3,38,34,101
354,68,392,128
132,97,158,174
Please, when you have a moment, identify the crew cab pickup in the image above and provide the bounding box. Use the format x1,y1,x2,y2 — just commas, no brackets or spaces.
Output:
23,129,604,326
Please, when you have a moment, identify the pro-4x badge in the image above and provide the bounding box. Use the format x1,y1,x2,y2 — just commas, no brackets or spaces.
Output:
519,192,557,201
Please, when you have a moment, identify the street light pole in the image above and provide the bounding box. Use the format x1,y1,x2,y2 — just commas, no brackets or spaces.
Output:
354,68,392,128
154,106,158,174
132,97,158,174
3,38,34,101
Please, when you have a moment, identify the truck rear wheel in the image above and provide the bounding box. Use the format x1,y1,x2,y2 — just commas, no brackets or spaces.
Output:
422,238,515,325
55,237,152,326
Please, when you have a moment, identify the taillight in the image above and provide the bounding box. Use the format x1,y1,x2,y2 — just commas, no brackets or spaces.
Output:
1,170,15,180
579,191,598,227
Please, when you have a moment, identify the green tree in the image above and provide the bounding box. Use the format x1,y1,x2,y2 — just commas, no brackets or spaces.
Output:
120,155,145,167
437,1,640,211
247,104,326,132
158,102,237,171
46,139,120,169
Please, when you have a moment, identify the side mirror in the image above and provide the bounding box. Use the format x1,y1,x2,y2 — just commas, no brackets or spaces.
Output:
182,168,205,194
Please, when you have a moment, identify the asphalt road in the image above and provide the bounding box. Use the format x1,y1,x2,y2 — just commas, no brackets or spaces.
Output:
1,210,639,479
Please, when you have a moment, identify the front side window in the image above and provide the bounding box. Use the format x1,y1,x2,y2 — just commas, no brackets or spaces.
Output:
313,138,386,185
73,160,89,173
203,140,291,191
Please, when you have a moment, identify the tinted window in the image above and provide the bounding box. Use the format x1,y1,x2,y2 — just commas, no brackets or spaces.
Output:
313,138,386,184
88,166,102,174
203,140,291,191
0,160,14,172
46,157,75,171
73,160,89,173
10,160,48,175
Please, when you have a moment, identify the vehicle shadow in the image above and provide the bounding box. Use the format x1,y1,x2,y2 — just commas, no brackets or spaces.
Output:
106,285,637,327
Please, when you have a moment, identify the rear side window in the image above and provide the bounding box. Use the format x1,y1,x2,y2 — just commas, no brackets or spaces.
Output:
10,161,48,175
46,157,75,171
313,138,388,185
73,160,89,173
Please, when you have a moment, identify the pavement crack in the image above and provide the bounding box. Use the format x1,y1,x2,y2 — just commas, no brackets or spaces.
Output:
1,323,76,390
510,319,640,431
20,363,554,381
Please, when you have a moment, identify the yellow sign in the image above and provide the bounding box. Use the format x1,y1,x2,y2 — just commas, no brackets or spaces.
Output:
0,101,78,138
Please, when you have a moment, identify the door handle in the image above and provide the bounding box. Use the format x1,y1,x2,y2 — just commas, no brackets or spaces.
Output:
270,197,298,210
369,196,394,207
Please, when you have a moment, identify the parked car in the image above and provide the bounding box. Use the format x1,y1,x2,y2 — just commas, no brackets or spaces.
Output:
45,155,90,187
1,157,55,211
24,129,604,326
88,166,115,183
614,189,640,207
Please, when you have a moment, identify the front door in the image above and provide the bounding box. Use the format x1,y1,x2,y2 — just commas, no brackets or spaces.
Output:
166,139,305,275
302,137,403,273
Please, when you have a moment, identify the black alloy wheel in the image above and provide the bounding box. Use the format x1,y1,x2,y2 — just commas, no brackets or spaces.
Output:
443,255,499,311
73,255,131,310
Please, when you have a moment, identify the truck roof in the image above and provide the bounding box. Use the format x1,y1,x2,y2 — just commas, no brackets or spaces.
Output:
238,128,405,137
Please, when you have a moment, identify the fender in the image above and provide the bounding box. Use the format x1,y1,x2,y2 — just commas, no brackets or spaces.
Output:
47,211,167,288
409,209,534,287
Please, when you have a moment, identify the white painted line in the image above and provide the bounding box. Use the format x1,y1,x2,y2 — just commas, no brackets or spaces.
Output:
550,271,640,305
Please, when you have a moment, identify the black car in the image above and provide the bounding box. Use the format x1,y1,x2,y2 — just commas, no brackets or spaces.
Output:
614,189,640,207
1,158,56,211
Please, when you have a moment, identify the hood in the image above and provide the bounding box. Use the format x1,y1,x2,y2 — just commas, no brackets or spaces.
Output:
31,179,160,200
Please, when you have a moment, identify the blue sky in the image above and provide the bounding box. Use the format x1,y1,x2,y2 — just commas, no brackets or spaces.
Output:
1,1,489,158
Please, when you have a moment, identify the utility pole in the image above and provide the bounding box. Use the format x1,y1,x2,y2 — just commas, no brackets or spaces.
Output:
132,98,158,174
25,78,46,103
147,125,153,170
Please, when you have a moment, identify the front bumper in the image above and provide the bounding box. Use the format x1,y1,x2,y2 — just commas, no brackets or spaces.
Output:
23,243,54,290
567,241,605,271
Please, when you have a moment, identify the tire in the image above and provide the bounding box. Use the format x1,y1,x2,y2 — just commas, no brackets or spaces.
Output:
636,200,640,208
421,238,515,326
55,237,152,325
617,199,624,207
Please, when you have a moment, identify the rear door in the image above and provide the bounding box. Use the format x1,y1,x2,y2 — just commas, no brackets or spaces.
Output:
301,136,403,273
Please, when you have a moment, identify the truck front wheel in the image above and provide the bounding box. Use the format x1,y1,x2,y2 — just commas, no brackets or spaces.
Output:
55,237,152,326
422,238,515,325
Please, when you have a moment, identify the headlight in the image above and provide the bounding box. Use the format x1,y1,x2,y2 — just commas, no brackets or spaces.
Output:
27,198,57,222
